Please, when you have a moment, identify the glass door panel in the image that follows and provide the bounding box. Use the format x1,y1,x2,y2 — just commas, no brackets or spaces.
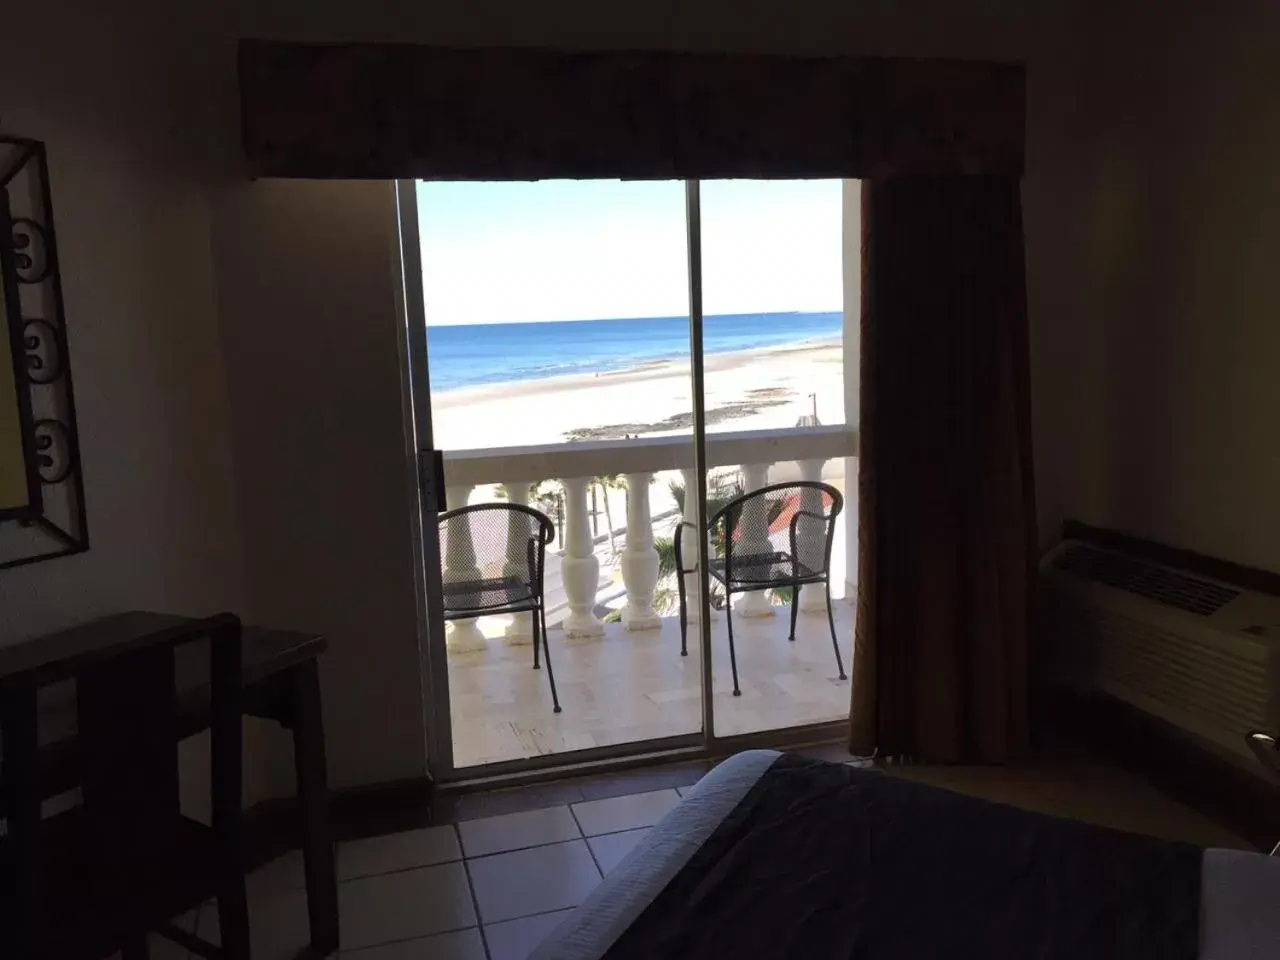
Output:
413,179,705,772
696,179,856,737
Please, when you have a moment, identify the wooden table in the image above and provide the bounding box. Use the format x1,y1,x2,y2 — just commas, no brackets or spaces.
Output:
0,611,338,958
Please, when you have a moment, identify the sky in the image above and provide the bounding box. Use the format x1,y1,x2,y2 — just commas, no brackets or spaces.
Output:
416,179,844,326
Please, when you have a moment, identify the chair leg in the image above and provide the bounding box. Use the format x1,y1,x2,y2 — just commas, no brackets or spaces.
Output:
677,570,688,656
788,587,800,642
532,610,541,670
726,601,742,696
293,657,340,959
217,881,252,960
540,606,562,713
826,582,847,680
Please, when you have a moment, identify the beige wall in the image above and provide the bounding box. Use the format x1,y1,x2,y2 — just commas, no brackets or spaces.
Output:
0,4,245,642
210,181,428,790
1030,2,1280,571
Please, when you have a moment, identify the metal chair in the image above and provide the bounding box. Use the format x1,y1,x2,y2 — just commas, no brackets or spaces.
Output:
438,502,561,712
675,480,847,696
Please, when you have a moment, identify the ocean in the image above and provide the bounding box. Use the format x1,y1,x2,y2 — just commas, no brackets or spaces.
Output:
426,311,842,392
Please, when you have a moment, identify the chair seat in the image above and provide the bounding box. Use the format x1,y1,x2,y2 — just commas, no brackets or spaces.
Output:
708,551,821,587
442,575,537,616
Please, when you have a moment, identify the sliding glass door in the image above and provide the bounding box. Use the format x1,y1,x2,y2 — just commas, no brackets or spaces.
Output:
400,178,856,780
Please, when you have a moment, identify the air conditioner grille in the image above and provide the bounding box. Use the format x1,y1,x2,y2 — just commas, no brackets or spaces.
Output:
1052,544,1240,617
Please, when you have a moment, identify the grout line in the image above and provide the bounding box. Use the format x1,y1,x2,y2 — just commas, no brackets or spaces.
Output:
342,924,485,957
460,856,493,960
567,805,604,878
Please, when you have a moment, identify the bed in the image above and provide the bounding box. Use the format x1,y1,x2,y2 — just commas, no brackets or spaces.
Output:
531,750,1280,960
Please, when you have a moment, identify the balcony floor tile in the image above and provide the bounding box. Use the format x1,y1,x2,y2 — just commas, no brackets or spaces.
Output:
448,598,854,768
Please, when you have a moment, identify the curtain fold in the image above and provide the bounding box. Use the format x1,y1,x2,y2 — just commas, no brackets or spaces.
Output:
850,177,1034,763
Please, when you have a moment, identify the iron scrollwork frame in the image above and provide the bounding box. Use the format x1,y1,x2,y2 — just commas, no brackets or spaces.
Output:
0,135,88,569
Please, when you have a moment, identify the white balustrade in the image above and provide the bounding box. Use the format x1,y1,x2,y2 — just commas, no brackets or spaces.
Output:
678,468,718,624
437,428,857,647
796,458,830,612
442,484,487,652
501,481,536,644
620,472,661,630
733,462,774,617
559,476,604,638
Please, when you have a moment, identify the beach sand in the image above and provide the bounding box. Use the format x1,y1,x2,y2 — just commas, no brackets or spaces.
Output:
431,337,848,451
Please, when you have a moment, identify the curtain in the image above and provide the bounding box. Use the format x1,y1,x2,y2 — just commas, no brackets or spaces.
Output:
850,177,1035,763
237,43,1025,180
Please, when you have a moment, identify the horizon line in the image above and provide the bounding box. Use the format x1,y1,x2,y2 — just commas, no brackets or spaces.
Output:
424,308,842,328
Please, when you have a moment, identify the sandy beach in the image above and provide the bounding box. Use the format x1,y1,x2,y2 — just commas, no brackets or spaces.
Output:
432,336,847,451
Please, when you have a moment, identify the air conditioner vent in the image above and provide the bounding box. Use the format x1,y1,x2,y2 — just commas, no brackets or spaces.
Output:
1051,544,1240,617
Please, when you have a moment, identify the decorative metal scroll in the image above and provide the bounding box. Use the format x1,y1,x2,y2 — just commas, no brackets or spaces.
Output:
0,136,87,569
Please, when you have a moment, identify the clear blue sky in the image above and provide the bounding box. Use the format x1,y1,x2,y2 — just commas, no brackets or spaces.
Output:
417,179,844,325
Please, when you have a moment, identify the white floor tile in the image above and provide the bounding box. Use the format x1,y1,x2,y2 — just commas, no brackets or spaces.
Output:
340,927,486,959
196,888,319,960
586,828,650,875
675,785,695,798
339,825,461,880
340,862,477,951
467,840,601,924
484,909,575,960
249,850,306,896
251,889,312,960
571,790,680,836
458,805,580,857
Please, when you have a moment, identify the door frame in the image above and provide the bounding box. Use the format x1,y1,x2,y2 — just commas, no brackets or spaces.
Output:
394,179,849,785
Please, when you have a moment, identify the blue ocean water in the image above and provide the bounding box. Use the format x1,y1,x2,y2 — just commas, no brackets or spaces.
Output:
426,311,842,392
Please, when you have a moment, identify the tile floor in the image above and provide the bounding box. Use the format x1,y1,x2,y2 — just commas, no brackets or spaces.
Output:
146,744,1253,960
154,786,686,959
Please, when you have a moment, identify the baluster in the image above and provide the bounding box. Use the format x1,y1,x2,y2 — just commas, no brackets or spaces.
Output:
733,462,774,616
679,468,718,624
620,473,660,630
442,485,487,652
501,481,536,644
560,477,604,638
796,459,831,612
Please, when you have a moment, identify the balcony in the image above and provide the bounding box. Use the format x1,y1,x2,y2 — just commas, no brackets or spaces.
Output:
440,426,858,768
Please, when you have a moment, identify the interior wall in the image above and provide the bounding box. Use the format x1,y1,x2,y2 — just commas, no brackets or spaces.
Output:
0,4,245,642
210,180,428,791
1030,2,1280,572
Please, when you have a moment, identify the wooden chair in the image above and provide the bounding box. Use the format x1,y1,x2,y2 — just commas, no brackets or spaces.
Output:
0,614,252,959
438,502,561,712
675,480,847,696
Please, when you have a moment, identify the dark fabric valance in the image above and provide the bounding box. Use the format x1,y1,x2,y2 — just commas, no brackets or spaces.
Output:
238,42,1025,180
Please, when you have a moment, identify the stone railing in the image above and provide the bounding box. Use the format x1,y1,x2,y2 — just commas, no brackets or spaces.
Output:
439,426,857,651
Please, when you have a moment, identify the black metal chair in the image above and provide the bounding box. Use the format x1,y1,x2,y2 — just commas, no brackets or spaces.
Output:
675,480,847,696
438,502,561,713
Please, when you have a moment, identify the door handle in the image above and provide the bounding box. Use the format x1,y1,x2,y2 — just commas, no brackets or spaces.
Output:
418,449,447,513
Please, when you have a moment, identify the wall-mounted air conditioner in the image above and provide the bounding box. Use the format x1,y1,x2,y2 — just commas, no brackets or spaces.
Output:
1041,540,1280,774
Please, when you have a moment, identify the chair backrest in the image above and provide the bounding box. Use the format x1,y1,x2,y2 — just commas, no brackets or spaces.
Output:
711,480,843,574
0,614,245,958
438,502,555,583
74,613,245,943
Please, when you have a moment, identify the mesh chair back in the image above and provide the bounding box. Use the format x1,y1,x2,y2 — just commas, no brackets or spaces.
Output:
712,480,842,585
438,503,554,616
